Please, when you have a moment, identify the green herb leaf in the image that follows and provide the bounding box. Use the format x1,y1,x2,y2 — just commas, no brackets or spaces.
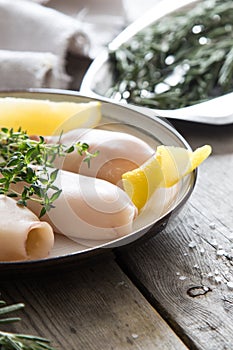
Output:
0,298,57,349
0,127,98,216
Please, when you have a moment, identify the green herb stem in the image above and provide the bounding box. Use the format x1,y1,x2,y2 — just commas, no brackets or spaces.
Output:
0,127,98,217
0,298,56,350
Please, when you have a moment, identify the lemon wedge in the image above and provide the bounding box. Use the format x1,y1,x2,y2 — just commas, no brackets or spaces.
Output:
0,97,101,135
156,145,212,187
122,156,164,210
122,144,212,210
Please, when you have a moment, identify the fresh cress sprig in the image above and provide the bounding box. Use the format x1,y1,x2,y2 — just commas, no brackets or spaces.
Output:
0,297,56,349
0,127,99,217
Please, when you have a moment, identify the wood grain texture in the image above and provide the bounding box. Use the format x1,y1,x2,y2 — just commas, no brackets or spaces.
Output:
0,256,187,350
117,122,233,350
1,115,232,350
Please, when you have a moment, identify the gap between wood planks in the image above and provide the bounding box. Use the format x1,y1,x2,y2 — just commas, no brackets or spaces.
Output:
114,247,200,350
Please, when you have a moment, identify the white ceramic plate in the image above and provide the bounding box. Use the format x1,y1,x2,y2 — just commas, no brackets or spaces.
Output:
0,89,196,274
80,0,233,125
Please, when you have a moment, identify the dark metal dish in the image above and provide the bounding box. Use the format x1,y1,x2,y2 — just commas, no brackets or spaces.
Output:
0,89,196,275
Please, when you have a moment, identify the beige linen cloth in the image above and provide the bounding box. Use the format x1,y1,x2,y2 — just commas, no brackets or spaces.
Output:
0,0,90,89
45,0,126,58
0,0,159,90
0,50,70,89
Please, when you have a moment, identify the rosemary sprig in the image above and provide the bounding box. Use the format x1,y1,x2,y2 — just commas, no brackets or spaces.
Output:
0,297,56,349
107,0,233,109
0,127,99,217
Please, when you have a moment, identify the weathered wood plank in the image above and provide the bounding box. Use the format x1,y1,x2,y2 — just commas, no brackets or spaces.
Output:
0,256,187,350
116,122,233,350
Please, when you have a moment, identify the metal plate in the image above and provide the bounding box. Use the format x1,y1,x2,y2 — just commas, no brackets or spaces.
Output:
0,89,196,274
81,0,233,125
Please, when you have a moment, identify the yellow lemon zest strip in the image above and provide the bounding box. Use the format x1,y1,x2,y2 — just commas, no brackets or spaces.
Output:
122,144,212,210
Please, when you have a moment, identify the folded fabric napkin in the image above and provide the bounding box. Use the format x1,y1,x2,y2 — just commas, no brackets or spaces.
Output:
24,0,49,3
45,0,126,58
0,0,89,90
0,0,158,90
0,0,89,57
0,50,70,89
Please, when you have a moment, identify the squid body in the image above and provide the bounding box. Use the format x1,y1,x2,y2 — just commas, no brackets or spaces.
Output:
1,128,154,261
0,195,54,261
47,128,155,185
25,168,138,242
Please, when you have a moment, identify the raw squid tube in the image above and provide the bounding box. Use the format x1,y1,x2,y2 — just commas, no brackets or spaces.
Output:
0,195,54,262
26,169,137,242
46,128,155,185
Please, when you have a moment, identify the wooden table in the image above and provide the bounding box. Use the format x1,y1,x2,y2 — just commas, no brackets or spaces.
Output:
1,109,233,349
